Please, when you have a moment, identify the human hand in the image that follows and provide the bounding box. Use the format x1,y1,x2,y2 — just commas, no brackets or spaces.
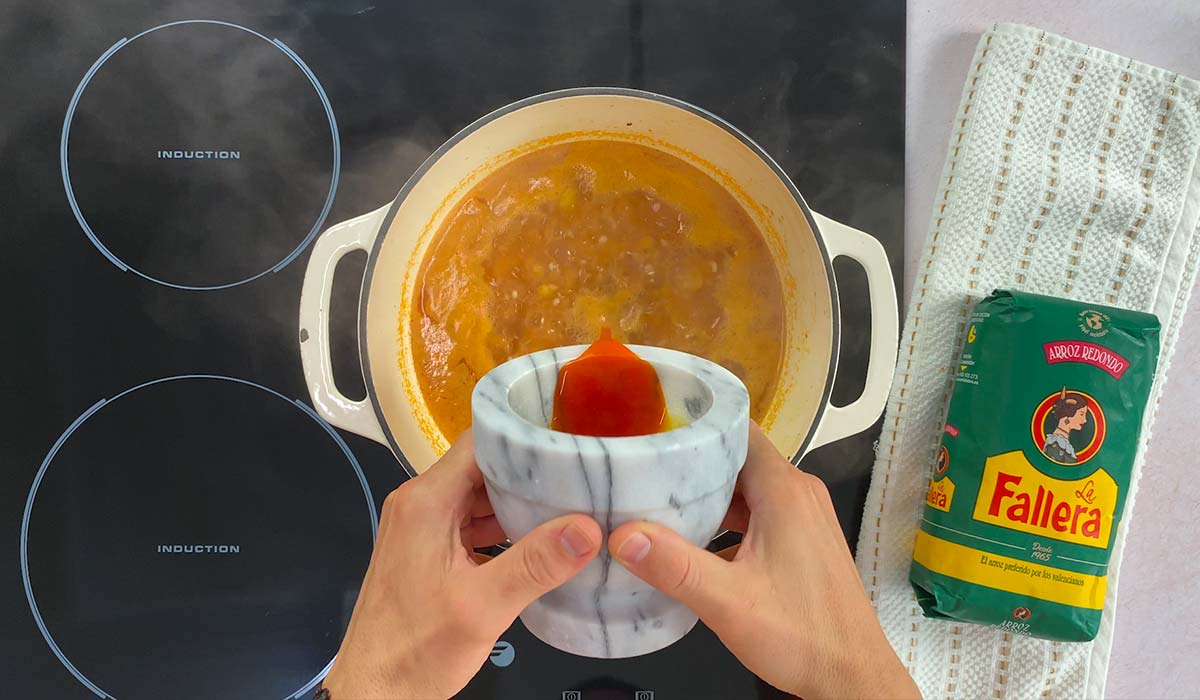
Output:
608,423,919,700
322,431,603,700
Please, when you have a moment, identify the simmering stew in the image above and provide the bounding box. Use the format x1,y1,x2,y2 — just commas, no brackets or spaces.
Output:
410,139,785,439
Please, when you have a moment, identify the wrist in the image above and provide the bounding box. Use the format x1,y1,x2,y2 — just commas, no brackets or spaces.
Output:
322,662,417,700
797,639,918,700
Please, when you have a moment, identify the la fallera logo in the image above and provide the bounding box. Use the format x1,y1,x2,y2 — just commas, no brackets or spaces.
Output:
972,451,1117,549
1030,388,1107,466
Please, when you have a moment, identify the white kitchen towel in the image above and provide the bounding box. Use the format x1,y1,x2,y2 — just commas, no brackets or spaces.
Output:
856,23,1200,700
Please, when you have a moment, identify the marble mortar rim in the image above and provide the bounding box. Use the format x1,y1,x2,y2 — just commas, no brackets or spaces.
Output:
475,344,749,441
471,344,751,494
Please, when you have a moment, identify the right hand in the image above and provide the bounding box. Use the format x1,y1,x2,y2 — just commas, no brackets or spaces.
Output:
608,423,920,700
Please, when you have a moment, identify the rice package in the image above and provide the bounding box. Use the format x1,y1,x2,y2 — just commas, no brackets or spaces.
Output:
910,290,1160,641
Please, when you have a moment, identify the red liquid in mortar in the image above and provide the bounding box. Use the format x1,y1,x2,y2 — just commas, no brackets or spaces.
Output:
550,328,668,437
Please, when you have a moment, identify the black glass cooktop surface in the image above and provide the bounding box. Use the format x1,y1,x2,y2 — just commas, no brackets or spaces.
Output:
1,2,903,698
22,376,376,699
61,19,339,290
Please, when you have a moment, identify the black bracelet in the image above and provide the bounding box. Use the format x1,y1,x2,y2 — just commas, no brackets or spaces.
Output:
314,682,331,700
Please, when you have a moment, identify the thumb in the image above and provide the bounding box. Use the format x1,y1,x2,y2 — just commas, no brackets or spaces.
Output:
609,521,738,628
477,513,602,618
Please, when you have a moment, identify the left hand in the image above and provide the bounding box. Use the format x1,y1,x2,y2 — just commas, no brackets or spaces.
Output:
322,431,603,699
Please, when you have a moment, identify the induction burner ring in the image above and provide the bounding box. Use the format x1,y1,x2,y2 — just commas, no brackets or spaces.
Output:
60,19,341,291
20,375,376,700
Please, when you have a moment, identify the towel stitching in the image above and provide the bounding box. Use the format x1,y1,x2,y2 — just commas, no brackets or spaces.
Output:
1109,76,1179,304
868,31,1000,694
1014,55,1088,286
1063,69,1128,295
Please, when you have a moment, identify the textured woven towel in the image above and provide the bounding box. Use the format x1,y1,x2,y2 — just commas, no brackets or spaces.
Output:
856,23,1200,700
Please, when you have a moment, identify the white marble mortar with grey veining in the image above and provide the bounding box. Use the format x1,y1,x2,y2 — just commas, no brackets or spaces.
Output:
472,344,749,658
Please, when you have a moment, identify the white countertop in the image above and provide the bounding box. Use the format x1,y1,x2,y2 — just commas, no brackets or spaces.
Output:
906,2,1200,697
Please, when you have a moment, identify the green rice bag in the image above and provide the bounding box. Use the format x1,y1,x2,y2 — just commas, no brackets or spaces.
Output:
910,290,1159,641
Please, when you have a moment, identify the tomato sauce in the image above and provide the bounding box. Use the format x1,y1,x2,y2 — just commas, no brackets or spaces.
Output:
550,328,667,437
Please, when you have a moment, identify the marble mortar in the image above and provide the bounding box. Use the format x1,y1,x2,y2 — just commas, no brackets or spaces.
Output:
472,344,750,658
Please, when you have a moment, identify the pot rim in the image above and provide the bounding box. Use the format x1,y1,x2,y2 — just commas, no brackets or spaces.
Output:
359,86,840,476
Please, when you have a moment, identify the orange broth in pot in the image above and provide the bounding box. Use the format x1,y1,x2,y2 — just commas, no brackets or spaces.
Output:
409,139,785,439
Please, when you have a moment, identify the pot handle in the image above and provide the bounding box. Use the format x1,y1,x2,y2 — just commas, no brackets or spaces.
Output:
805,212,899,454
298,203,392,445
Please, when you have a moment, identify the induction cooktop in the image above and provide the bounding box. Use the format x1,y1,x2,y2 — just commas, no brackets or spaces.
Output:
0,2,903,698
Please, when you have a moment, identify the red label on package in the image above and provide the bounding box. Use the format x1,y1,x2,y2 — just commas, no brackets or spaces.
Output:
1043,340,1129,379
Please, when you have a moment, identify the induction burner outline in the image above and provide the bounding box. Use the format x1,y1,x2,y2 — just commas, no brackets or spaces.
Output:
60,19,342,291
20,375,377,700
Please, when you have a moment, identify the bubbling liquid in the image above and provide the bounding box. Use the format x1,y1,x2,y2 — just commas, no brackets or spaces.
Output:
410,139,786,440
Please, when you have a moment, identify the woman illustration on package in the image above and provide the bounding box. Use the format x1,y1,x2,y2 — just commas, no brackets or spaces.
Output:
1042,388,1090,464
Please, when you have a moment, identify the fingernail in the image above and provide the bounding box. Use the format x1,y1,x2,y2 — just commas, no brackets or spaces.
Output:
616,531,652,564
560,522,595,558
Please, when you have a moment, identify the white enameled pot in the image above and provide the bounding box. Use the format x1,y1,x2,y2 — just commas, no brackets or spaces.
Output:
299,88,899,474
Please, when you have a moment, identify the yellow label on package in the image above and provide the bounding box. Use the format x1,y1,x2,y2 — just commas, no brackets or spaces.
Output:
971,451,1117,548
